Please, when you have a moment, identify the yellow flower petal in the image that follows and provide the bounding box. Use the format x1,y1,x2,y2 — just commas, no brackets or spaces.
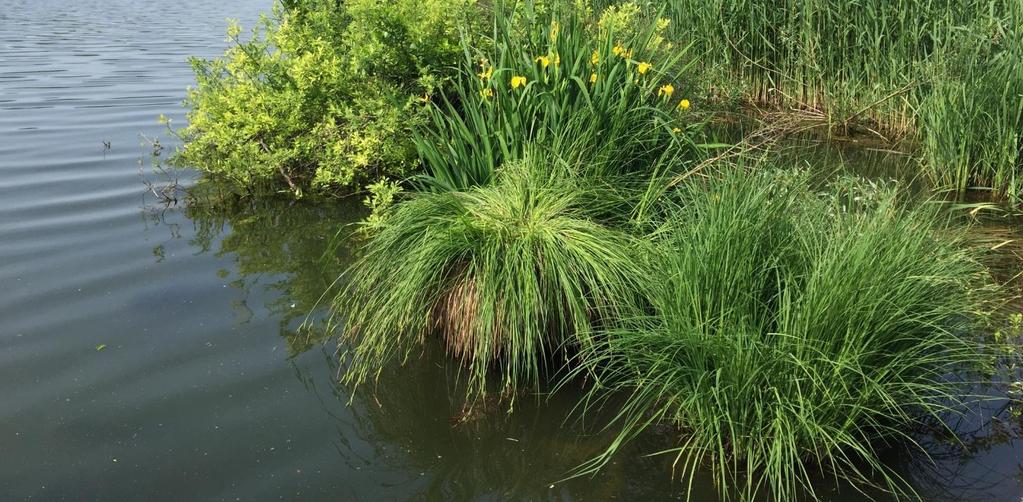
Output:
511,75,527,89
658,83,675,98
591,50,599,65
637,62,652,75
678,99,691,111
590,73,597,83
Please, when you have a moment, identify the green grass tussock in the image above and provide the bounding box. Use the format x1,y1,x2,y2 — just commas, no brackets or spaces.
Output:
335,156,647,398
569,167,999,500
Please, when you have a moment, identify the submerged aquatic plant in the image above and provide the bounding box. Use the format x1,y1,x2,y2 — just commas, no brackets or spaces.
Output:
570,168,999,500
335,156,646,398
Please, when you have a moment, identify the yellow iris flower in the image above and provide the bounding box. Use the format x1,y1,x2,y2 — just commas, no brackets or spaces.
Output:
658,83,674,97
511,75,527,89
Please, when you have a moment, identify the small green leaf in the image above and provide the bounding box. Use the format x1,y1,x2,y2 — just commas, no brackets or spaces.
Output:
95,344,107,351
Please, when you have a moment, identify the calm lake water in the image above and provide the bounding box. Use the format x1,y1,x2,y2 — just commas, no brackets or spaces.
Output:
1,1,1022,500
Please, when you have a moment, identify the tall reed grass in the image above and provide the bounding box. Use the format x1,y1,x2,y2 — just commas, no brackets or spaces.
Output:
663,0,1023,205
663,0,983,129
920,9,1023,201
568,167,999,500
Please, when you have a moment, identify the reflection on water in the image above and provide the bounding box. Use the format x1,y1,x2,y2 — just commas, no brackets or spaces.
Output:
180,190,364,356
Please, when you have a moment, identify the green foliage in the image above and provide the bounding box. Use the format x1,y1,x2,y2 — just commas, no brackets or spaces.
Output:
567,167,999,500
173,2,1017,497
415,4,700,191
177,0,481,196
360,178,404,230
663,0,980,129
663,0,1023,205
920,6,1023,201
334,155,647,398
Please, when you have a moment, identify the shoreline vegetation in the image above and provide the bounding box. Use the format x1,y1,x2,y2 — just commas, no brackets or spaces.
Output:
168,1,1023,500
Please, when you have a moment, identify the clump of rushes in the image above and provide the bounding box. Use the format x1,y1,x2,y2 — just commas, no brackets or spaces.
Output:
569,168,999,500
335,156,647,399
416,4,700,191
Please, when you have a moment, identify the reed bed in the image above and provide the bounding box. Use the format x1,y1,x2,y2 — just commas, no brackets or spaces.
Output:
663,0,1023,204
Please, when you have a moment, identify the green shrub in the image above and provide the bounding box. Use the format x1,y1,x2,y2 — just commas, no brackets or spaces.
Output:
176,0,481,196
334,155,647,398
415,4,701,191
569,167,999,500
